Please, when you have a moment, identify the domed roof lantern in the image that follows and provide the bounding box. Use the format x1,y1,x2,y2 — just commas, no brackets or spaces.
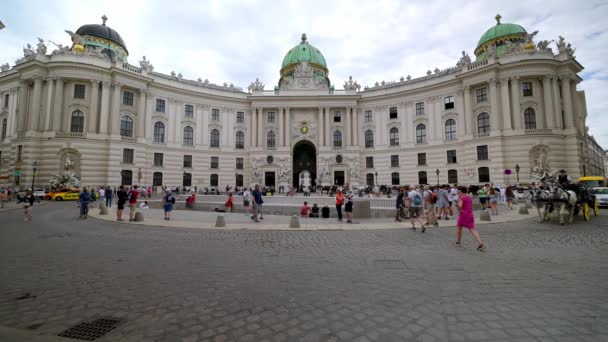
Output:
75,14,129,60
474,14,527,58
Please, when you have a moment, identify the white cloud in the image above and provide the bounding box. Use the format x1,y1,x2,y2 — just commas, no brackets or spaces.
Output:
1,0,607,147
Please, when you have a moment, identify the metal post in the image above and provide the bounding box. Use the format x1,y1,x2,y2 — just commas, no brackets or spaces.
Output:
515,164,520,184
436,168,440,186
31,161,37,190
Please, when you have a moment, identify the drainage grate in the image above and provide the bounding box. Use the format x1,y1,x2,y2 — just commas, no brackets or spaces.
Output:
58,318,123,341
374,259,406,269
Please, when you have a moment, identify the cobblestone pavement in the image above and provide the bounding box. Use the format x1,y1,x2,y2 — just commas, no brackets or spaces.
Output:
1,202,607,342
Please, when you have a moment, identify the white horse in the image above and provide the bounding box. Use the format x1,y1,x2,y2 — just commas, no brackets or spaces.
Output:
547,182,577,225
530,185,553,222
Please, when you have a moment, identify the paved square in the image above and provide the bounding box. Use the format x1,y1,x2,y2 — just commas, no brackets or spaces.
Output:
1,202,607,341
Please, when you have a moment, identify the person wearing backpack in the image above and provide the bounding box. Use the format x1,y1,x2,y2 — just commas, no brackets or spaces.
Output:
163,189,176,220
408,186,425,230
423,185,438,231
116,185,127,221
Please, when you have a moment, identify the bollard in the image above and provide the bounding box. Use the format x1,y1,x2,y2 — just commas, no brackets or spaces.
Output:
99,202,105,209
134,212,144,222
519,205,529,215
479,210,491,221
289,215,300,228
215,215,226,227
99,207,108,215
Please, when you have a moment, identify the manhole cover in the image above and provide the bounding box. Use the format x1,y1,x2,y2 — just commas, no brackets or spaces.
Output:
58,317,123,341
374,259,406,269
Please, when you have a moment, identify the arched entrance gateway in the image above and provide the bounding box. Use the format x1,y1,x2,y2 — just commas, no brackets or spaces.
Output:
292,140,316,191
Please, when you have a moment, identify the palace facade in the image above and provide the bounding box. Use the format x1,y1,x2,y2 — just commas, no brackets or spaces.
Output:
0,15,596,189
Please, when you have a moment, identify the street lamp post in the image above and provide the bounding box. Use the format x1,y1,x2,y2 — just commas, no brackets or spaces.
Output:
435,168,440,186
31,161,37,190
374,171,378,186
515,164,520,184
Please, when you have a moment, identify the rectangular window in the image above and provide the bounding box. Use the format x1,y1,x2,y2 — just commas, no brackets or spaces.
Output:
522,82,533,97
477,145,489,161
417,153,426,166
3,94,8,108
154,153,163,166
236,158,244,170
268,112,275,123
210,156,219,169
447,150,457,164
365,157,374,169
333,111,341,123
415,102,425,116
236,112,244,123
122,148,134,164
211,108,220,121
444,96,454,110
156,99,166,113
476,88,488,103
184,104,194,117
390,155,399,168
389,107,398,119
17,145,22,162
183,155,192,168
365,110,373,122
73,84,85,99
122,91,134,106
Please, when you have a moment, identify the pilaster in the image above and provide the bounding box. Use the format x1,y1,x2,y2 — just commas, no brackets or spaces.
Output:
542,75,554,128
510,76,521,129
88,80,100,133
499,78,512,130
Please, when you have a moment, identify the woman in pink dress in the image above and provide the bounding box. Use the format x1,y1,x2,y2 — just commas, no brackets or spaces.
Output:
455,186,484,251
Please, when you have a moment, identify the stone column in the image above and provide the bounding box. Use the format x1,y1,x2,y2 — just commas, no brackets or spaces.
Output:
434,97,442,141
455,91,465,138
552,77,563,128
285,107,291,147
571,81,582,135
488,78,499,132
278,107,284,147
136,89,146,139
194,104,202,145
109,82,122,136
353,107,359,146
324,107,330,146
560,76,574,129
542,75,554,129
98,82,110,134
250,107,256,147
52,78,64,131
170,100,179,143
43,78,54,131
510,76,521,129
144,96,153,141
28,77,42,131
257,107,264,147
317,106,323,147
463,86,471,135
499,78,512,130
222,108,230,147
7,88,18,137
345,106,351,146
202,105,209,146
88,80,100,133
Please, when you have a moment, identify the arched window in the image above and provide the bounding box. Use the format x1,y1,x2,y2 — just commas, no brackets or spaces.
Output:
235,131,244,149
365,130,374,148
333,130,342,148
477,112,490,134
416,124,426,144
366,173,374,186
1,118,7,139
478,167,490,183
152,172,163,186
524,108,536,129
389,127,399,146
391,172,400,185
210,174,219,187
70,110,84,133
448,169,458,184
267,131,276,148
210,129,220,147
183,126,193,145
235,174,244,187
418,171,428,185
183,172,192,187
445,119,456,141
120,116,133,137
153,122,165,143
121,170,133,186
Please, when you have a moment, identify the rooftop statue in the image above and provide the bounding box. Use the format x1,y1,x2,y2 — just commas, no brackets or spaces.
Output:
139,56,154,71
537,40,554,53
64,30,86,46
343,76,360,91
457,51,471,66
248,78,264,92
23,44,35,57
36,37,47,55
0,63,9,72
524,30,539,49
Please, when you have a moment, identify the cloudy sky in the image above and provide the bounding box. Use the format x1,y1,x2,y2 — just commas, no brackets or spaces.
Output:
1,0,607,147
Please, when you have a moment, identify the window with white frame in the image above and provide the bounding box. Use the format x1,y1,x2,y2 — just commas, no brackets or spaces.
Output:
184,104,194,117
183,126,194,145
416,124,426,144
183,155,192,168
444,96,454,109
235,131,244,149
415,102,425,116
73,84,85,99
210,129,220,147
522,82,533,97
477,112,490,134
390,155,399,168
122,91,134,106
365,156,374,169
445,119,456,140
389,107,398,119
389,127,399,146
236,112,244,123
476,88,488,103
70,110,84,133
365,110,373,122
524,108,536,129
210,156,219,169
153,122,165,143
447,150,457,164
120,116,133,137
211,108,220,121
154,153,163,166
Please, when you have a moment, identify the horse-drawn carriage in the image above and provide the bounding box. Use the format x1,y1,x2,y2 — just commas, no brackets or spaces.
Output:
562,183,599,221
531,181,599,224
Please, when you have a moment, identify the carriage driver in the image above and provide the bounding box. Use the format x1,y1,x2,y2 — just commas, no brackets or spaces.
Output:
555,169,572,185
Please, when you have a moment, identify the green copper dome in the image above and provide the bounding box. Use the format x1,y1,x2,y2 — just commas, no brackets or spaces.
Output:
475,14,527,56
281,34,327,72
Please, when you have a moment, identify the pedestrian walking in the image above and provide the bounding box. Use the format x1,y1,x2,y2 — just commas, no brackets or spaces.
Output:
98,187,105,203
423,185,438,230
20,189,35,222
116,185,127,221
105,186,113,207
251,185,263,222
345,195,353,223
506,186,515,210
163,190,175,220
477,185,487,210
437,185,450,220
488,186,498,215
225,193,234,213
455,186,484,251
242,188,251,216
127,185,139,221
408,186,424,230
335,189,344,222
79,187,92,219
395,189,405,222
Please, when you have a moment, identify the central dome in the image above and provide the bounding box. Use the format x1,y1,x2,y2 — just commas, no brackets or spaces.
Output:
281,34,327,75
474,14,527,57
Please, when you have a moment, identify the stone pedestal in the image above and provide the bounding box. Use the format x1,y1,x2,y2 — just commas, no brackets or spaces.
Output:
215,215,226,227
353,200,371,219
99,207,108,215
289,215,300,228
519,206,530,215
134,212,144,221
479,210,491,221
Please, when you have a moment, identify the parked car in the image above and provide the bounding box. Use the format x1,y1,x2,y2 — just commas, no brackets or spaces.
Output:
48,189,80,201
591,187,608,208
34,188,46,199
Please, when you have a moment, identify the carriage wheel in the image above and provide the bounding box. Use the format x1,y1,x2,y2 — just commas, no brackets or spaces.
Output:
594,198,599,216
583,202,590,221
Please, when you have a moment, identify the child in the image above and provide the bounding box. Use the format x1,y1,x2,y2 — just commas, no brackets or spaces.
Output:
344,195,353,223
